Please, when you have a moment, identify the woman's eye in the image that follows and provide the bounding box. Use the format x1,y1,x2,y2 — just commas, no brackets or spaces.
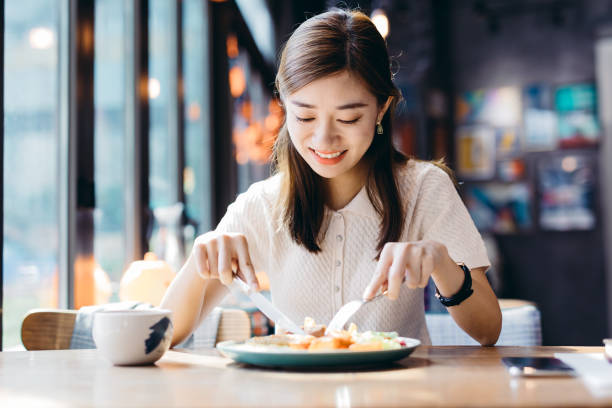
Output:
296,116,314,122
295,116,360,124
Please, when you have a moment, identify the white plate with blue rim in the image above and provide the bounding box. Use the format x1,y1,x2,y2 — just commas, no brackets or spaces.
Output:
216,337,420,368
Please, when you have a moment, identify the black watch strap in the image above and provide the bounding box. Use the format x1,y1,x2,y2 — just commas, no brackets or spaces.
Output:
435,263,474,307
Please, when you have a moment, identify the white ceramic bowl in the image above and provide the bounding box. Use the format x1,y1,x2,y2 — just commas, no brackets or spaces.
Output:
92,309,173,366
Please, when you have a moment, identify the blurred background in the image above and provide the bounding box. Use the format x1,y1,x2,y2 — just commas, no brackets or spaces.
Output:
2,0,612,349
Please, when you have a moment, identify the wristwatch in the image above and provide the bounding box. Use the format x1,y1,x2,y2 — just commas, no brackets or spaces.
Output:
435,263,474,307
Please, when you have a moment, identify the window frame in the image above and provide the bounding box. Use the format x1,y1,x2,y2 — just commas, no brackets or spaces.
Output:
124,0,151,266
0,0,4,350
58,0,76,310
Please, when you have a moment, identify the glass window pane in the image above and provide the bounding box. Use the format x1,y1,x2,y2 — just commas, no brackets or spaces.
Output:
148,0,186,274
93,0,127,303
149,0,177,209
3,0,61,349
183,0,211,235
228,37,279,193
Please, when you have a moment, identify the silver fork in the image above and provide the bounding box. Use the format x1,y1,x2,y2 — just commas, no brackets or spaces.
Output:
325,291,388,335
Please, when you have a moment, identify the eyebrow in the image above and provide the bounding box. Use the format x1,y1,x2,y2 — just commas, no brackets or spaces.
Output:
290,100,369,110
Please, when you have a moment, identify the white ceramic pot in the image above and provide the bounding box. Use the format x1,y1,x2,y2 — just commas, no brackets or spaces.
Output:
92,309,173,366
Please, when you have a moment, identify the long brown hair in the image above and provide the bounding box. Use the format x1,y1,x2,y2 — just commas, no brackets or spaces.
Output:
272,8,407,256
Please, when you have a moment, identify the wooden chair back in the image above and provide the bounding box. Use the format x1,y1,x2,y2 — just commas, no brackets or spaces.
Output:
21,309,77,350
21,308,251,350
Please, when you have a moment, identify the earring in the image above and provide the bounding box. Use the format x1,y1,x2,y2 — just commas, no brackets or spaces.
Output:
376,122,383,135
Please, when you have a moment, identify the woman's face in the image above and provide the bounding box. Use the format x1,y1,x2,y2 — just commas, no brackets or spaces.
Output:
285,71,387,182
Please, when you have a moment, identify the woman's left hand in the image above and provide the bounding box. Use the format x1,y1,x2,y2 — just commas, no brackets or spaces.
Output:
362,240,453,301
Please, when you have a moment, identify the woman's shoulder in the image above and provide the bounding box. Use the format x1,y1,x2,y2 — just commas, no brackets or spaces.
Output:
395,159,452,191
240,173,282,203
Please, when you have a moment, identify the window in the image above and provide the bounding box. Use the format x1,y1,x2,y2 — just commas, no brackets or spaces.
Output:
93,0,128,301
3,0,61,349
228,35,280,193
1,0,216,349
148,0,184,272
183,0,212,237
148,0,178,210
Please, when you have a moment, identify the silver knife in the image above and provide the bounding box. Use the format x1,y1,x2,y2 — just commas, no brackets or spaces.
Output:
228,277,306,335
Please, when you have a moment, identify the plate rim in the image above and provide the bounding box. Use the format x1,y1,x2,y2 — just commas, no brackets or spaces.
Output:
216,336,421,356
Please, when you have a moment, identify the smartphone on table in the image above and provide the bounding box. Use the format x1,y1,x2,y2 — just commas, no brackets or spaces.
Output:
502,357,576,377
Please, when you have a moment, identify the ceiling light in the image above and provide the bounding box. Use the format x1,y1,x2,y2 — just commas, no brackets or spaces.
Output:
371,9,389,39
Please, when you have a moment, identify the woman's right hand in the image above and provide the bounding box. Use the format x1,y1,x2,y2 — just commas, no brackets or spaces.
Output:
192,231,260,291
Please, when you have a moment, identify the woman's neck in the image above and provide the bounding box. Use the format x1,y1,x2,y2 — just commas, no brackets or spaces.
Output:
323,161,369,210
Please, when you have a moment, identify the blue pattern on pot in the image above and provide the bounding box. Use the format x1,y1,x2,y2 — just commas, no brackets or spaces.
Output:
145,316,172,354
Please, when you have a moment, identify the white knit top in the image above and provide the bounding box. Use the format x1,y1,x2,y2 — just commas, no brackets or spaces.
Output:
216,160,490,344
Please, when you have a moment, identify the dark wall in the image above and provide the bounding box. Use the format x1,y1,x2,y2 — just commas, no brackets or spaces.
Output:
451,0,610,90
494,150,606,346
450,0,612,345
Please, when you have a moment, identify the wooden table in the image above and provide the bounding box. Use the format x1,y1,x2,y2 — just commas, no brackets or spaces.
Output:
0,346,610,407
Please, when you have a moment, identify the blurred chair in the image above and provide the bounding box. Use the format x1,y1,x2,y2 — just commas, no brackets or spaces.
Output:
426,299,542,346
21,310,77,350
21,307,250,351
215,309,252,344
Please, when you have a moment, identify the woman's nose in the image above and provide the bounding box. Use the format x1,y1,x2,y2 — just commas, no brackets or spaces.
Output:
312,118,336,146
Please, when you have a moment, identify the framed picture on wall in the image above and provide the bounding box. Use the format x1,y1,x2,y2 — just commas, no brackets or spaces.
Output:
524,83,553,110
538,153,596,231
494,127,521,157
456,125,496,180
524,108,557,150
456,86,521,127
523,84,557,151
497,158,526,182
483,86,521,127
463,183,532,234
555,83,600,148
456,89,486,125
557,110,599,148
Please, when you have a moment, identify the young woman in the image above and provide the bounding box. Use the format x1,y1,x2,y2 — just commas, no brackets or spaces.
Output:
161,9,502,346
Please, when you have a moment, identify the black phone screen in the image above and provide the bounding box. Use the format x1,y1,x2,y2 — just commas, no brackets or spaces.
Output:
501,357,575,377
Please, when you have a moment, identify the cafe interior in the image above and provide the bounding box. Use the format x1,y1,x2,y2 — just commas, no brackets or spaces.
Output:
2,0,612,406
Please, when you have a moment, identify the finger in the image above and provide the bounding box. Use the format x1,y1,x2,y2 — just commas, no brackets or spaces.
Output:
381,281,389,293
193,243,210,279
363,266,388,301
419,247,434,288
217,236,234,285
233,235,260,291
405,246,422,289
205,239,219,280
387,248,409,300
363,244,394,300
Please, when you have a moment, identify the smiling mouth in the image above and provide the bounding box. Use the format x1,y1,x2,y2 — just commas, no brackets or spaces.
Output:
310,148,347,159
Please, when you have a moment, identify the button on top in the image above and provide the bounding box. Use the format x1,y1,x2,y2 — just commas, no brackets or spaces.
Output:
335,260,341,267
336,234,343,242
335,285,340,293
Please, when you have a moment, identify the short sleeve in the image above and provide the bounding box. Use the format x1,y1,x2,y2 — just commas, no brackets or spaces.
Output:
214,182,270,273
414,166,490,271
